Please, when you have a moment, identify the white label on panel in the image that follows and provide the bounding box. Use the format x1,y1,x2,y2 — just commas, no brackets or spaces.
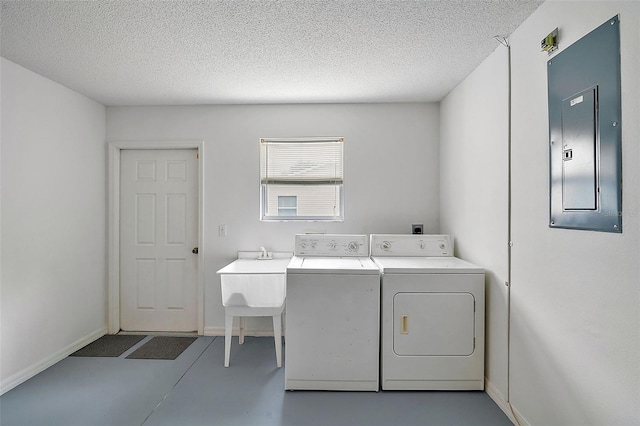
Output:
570,95,584,107
136,259,157,309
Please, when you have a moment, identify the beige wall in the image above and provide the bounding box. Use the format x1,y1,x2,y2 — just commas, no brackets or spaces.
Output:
1,58,107,394
106,103,441,334
440,46,510,407
441,1,639,424
509,2,639,424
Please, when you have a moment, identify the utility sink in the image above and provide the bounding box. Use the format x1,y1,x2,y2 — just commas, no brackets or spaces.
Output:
216,251,292,367
217,254,292,308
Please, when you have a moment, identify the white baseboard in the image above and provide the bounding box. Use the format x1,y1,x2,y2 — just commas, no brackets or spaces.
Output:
511,404,532,426
203,326,281,337
0,327,107,396
484,378,531,426
485,377,517,425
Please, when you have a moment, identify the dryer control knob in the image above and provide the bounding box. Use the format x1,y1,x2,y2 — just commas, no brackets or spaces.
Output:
381,241,391,251
348,241,359,252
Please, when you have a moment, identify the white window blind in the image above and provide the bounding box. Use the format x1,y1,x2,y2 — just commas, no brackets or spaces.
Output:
260,137,344,221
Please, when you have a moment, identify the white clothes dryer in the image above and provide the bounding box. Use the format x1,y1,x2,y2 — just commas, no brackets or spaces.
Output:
371,234,485,391
285,234,380,391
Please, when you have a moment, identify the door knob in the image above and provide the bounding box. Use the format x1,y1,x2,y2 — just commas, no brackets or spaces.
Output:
192,247,199,254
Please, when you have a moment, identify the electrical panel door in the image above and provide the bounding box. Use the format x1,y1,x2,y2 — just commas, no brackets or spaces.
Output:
561,87,597,211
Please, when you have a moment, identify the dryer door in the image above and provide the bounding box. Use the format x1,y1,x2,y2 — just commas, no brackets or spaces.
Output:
393,292,475,356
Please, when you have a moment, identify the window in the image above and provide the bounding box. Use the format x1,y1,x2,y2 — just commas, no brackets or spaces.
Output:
277,196,298,216
260,137,344,221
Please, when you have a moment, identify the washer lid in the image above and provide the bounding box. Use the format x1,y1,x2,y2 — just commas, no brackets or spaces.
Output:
371,256,483,274
287,256,380,275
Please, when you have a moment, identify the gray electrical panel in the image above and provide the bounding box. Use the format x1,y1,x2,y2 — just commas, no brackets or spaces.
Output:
548,16,622,233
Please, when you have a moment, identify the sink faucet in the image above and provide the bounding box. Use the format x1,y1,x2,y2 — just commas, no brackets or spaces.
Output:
260,247,268,258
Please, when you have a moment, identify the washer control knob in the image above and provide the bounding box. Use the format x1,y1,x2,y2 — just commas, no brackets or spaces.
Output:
328,241,337,249
419,240,426,249
381,241,391,251
348,241,359,252
440,243,446,250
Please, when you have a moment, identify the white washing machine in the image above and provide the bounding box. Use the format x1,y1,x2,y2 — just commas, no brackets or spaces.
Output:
285,234,380,391
371,234,485,391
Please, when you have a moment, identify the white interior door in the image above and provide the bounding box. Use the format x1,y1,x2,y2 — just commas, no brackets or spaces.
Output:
120,149,198,332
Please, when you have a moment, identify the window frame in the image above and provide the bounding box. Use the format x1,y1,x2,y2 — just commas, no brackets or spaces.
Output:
260,137,344,222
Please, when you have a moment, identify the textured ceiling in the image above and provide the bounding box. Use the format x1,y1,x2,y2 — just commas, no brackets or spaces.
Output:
0,0,543,106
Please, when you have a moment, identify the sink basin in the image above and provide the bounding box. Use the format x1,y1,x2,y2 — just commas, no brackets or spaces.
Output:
217,258,291,274
217,258,291,308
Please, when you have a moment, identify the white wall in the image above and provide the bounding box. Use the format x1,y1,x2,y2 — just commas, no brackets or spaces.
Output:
106,103,440,333
508,2,639,425
440,1,639,424
440,47,510,405
0,58,107,394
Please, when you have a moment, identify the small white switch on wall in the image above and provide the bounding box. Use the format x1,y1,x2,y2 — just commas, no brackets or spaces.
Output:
218,224,226,237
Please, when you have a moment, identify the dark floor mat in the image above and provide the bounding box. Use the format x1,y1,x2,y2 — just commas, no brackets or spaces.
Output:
125,336,197,360
70,335,146,357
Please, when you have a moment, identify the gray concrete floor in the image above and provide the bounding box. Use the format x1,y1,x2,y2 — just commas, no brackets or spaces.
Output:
0,336,512,426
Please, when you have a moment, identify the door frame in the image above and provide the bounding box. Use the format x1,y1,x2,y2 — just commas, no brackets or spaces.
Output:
108,141,205,335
